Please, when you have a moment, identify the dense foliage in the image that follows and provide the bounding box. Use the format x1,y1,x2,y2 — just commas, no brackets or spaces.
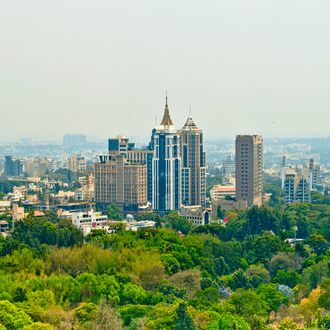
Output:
1,203,330,329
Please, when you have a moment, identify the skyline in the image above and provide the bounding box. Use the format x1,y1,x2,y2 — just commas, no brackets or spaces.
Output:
1,1,330,140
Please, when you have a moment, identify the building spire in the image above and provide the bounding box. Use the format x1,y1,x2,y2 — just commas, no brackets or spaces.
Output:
160,93,173,126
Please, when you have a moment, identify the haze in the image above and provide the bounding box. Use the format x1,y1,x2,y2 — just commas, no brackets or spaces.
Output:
1,0,330,141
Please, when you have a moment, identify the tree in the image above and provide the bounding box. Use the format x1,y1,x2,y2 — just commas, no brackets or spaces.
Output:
173,302,195,330
0,300,32,330
74,302,97,323
256,284,289,314
217,204,223,219
106,204,123,221
86,299,123,330
224,290,269,319
218,314,250,330
272,270,300,288
300,287,321,325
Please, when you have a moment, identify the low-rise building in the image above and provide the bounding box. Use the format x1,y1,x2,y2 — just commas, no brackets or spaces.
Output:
210,185,236,200
0,220,9,235
211,199,248,217
179,205,211,226
0,201,11,214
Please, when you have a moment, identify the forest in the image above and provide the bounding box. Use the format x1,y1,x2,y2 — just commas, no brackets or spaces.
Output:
1,202,330,329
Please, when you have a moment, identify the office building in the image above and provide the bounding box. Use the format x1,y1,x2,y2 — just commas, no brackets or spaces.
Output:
151,98,181,216
178,115,206,207
222,155,235,176
94,153,148,217
108,134,153,202
5,156,23,177
284,168,310,205
235,135,263,206
68,155,86,173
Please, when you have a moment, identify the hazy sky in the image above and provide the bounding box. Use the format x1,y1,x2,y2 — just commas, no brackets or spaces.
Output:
1,0,330,141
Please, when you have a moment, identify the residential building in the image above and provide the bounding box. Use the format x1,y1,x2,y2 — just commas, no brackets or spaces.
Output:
75,186,94,201
25,158,52,177
235,135,263,206
312,163,321,188
94,152,148,217
284,168,311,205
177,115,206,207
68,155,86,173
108,134,153,202
5,156,23,177
222,155,235,176
151,98,181,216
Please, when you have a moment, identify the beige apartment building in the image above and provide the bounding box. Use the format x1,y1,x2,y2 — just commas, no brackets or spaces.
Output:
68,155,86,173
94,153,147,217
177,115,206,207
25,158,52,177
235,135,263,206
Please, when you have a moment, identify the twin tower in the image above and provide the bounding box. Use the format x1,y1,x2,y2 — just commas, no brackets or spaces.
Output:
95,98,206,217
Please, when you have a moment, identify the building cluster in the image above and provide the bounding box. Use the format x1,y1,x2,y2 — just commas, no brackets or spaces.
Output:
93,98,206,218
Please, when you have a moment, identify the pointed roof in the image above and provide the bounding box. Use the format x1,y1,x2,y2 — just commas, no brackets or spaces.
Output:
182,115,198,130
160,96,173,126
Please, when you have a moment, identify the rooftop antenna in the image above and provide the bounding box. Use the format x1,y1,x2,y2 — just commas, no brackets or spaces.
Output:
189,106,191,116
166,91,168,106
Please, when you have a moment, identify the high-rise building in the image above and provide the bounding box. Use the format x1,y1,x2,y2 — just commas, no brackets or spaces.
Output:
177,115,206,206
151,98,181,216
235,135,263,206
68,155,86,173
5,156,22,177
284,168,310,205
24,158,52,177
222,155,235,176
108,134,153,202
94,153,148,217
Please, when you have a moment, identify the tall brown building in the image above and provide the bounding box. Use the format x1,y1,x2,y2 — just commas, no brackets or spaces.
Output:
178,115,206,207
94,151,148,217
235,135,263,206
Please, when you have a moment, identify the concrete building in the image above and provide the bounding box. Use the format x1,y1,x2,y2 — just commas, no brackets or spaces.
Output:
210,185,236,200
94,152,148,217
235,135,263,206
108,134,153,202
177,115,206,207
151,98,181,216
68,155,86,173
284,168,311,205
71,210,108,236
25,158,52,177
211,199,248,217
75,186,94,202
5,156,23,177
222,155,235,176
179,205,211,226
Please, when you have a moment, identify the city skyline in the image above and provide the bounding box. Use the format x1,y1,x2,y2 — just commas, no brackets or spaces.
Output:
1,1,330,140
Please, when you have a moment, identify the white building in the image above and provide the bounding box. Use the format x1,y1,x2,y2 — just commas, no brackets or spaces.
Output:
222,155,235,175
71,210,108,235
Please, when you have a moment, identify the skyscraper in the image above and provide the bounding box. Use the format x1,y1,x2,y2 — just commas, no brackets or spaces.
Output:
152,98,181,216
177,115,206,206
5,156,22,177
235,135,263,206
